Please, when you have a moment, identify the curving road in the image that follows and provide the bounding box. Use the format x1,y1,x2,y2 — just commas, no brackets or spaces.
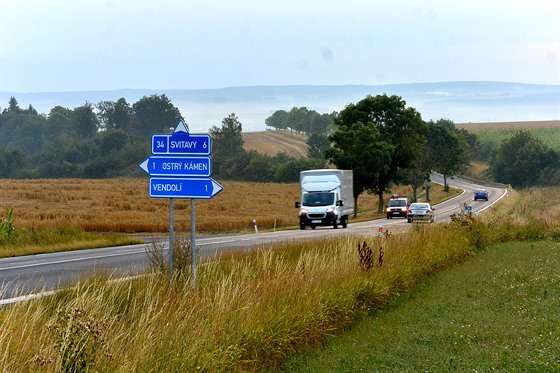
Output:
0,175,508,302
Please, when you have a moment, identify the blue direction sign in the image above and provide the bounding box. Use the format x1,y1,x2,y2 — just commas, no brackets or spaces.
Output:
152,120,211,155
149,177,223,199
139,156,211,177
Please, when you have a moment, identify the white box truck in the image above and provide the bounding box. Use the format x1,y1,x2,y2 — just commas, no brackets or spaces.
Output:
295,169,354,229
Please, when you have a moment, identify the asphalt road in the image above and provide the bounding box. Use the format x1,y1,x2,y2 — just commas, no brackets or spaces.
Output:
0,175,508,302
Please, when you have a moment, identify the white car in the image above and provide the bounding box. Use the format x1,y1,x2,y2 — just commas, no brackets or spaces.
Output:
407,202,435,223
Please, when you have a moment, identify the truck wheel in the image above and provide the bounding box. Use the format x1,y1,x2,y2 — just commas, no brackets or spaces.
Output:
300,224,306,230
333,220,338,229
311,225,316,230
342,216,348,228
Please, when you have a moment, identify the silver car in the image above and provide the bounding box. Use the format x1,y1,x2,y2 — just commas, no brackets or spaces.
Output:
407,202,435,223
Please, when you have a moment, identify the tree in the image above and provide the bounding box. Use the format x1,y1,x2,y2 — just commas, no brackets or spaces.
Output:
265,110,288,130
96,98,134,131
2,97,20,114
0,148,28,177
285,107,312,133
425,119,470,191
72,102,100,138
210,113,245,176
132,94,183,140
325,121,392,216
93,129,129,155
307,133,329,160
490,131,559,188
332,94,427,212
46,106,74,142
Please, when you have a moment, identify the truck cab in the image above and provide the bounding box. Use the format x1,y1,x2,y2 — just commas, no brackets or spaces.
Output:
295,169,353,230
386,195,409,219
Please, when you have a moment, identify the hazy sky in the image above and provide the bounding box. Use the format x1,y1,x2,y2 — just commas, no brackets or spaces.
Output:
1,0,559,93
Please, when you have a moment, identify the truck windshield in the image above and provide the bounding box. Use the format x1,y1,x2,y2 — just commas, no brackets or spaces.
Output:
302,192,335,207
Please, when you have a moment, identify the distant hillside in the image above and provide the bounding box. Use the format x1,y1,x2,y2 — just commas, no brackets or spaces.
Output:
244,120,560,158
2,81,558,132
242,130,308,158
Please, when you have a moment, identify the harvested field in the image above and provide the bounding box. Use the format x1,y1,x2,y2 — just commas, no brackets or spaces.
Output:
242,130,308,157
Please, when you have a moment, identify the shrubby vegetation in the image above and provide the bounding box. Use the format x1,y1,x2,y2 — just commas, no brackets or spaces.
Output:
489,130,560,187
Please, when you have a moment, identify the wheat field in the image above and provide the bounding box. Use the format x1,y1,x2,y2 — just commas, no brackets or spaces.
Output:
0,178,431,234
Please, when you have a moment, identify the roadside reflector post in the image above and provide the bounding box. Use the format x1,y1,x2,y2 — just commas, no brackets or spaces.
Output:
378,224,383,236
253,219,259,233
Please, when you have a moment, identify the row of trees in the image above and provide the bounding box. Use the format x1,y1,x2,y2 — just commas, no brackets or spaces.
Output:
265,107,336,135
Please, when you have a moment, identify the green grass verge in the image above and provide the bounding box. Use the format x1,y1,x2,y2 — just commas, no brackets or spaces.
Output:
285,241,560,372
0,226,143,258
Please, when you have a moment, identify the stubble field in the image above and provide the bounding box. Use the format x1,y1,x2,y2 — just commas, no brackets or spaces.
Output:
0,178,448,235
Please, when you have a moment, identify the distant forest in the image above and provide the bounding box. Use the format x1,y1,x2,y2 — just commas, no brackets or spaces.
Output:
0,96,327,181
1,94,558,188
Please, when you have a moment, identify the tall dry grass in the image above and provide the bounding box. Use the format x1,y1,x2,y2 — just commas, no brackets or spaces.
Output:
1,185,558,370
0,221,507,371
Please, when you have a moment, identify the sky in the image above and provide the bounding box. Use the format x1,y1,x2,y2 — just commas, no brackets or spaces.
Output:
1,0,559,93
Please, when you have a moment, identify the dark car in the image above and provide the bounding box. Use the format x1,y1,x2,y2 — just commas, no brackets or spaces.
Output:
473,189,489,201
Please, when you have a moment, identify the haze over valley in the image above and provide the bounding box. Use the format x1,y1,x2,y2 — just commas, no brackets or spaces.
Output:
2,81,558,133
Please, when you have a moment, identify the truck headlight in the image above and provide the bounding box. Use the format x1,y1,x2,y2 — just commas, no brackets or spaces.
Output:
326,207,334,213
299,208,308,215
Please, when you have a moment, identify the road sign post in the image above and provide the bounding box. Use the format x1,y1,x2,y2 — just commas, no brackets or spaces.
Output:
140,120,223,285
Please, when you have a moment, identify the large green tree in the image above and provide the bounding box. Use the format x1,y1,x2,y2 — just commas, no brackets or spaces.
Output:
307,133,330,160
331,94,427,212
325,121,392,216
210,113,245,177
425,119,470,191
132,94,183,140
72,102,100,138
96,98,134,132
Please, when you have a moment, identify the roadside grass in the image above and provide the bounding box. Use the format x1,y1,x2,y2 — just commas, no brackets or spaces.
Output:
1,204,558,371
0,227,143,258
284,240,560,372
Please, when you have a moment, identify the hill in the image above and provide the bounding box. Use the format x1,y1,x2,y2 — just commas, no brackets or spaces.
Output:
242,130,308,157
2,82,558,132
242,120,558,157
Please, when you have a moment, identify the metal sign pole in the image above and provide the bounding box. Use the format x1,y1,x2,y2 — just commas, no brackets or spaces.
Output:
191,198,196,288
169,197,174,280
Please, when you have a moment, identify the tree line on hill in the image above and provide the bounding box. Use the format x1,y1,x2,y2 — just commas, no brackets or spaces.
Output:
1,94,558,194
